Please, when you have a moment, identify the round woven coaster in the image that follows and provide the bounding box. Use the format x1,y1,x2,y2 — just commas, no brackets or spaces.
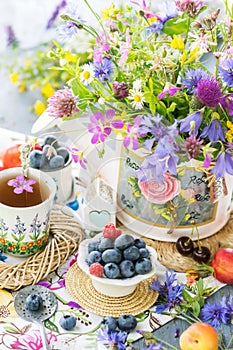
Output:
66,263,158,317
141,214,233,272
0,207,84,290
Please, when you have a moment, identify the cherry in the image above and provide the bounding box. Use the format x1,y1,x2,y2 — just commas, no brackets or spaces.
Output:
176,236,194,256
192,246,211,263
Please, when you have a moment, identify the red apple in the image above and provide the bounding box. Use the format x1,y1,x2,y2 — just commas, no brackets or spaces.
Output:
180,322,218,350
211,247,233,284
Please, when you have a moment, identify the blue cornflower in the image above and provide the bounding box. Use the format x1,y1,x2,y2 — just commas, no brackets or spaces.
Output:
221,295,233,316
183,68,209,93
150,270,184,313
219,58,233,87
94,58,113,82
146,21,164,34
211,151,233,178
97,327,127,350
57,2,84,40
0,251,7,262
200,119,226,142
143,344,164,350
179,111,202,135
146,0,177,34
201,301,231,327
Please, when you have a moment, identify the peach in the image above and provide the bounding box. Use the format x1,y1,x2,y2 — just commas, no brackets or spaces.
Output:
179,322,218,350
211,247,233,284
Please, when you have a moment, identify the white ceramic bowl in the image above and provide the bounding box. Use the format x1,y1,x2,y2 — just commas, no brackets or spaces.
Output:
77,234,157,297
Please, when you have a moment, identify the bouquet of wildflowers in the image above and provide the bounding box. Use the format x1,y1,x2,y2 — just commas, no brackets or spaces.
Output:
46,0,233,185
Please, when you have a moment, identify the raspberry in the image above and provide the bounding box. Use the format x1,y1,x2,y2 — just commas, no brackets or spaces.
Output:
103,223,122,239
89,262,104,277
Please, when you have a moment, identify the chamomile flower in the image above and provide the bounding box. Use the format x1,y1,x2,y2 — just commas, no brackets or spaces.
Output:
129,89,145,110
80,64,95,86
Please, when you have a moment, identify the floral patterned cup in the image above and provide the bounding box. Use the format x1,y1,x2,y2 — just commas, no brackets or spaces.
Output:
0,167,56,256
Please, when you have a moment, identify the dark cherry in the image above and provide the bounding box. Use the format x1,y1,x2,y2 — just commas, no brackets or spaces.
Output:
176,236,194,256
192,246,211,263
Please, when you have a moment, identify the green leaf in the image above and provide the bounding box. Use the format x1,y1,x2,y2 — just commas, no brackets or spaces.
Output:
196,278,204,295
192,300,201,317
44,319,59,333
167,102,177,113
182,289,194,303
11,234,18,241
4,325,21,334
162,18,189,35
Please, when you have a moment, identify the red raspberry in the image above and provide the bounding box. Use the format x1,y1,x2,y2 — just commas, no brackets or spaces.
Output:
89,262,104,277
103,223,122,240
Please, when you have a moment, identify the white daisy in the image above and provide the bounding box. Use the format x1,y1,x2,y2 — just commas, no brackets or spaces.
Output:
80,64,95,86
129,89,145,110
133,79,142,90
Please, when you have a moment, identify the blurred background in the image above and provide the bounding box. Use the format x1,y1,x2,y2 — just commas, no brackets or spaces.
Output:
0,0,231,135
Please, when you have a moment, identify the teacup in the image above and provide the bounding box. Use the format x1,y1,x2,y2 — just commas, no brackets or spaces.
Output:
0,167,56,256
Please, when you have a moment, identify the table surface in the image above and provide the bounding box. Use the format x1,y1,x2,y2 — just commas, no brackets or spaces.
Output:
0,128,232,350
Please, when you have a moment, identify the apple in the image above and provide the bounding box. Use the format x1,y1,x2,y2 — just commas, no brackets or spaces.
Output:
211,247,233,284
180,322,218,350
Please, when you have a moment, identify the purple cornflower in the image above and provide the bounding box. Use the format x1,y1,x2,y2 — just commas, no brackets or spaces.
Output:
201,301,231,327
175,0,203,16
123,115,141,150
66,147,88,169
7,175,36,194
113,82,129,100
46,0,67,29
183,68,209,93
138,114,177,150
47,87,79,119
4,25,18,48
183,134,203,158
136,135,179,183
219,58,233,87
88,109,123,144
94,58,113,82
196,78,222,108
200,119,226,142
211,151,233,178
179,111,202,135
150,270,184,313
97,327,127,350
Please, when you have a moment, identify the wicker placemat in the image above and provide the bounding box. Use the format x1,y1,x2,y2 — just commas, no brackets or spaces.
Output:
141,214,233,272
66,263,158,317
0,207,84,290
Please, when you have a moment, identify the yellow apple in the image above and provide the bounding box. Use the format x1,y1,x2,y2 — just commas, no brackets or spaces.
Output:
179,322,218,350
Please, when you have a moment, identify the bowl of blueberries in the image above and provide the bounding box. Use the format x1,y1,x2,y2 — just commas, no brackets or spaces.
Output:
78,223,157,297
29,135,73,204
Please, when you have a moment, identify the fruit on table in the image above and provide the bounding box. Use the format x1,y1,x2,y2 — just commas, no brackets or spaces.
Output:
89,262,104,277
119,260,135,278
211,247,233,284
59,315,77,330
104,262,121,279
25,293,43,311
2,144,22,168
103,316,118,332
114,234,135,250
117,314,137,332
176,236,194,256
179,322,218,350
192,246,211,263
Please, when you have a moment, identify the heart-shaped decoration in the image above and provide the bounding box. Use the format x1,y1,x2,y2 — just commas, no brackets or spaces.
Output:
89,210,111,228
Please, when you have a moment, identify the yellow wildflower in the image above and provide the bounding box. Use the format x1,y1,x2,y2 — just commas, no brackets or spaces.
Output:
10,71,19,84
102,3,119,20
64,51,77,63
19,83,26,92
0,290,18,322
41,83,54,98
170,35,184,50
226,120,233,142
34,100,46,116
181,47,199,65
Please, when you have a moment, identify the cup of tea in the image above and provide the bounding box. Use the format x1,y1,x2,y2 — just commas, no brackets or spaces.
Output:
0,167,56,256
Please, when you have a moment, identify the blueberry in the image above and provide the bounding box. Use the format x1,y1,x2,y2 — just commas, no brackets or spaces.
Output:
88,240,100,254
139,248,150,258
104,262,120,279
49,155,65,169
135,258,152,274
102,248,122,264
103,316,118,332
123,245,140,261
114,234,134,250
88,250,102,265
40,145,53,170
117,314,137,332
25,293,43,311
29,150,43,169
59,315,77,330
119,260,135,278
134,238,146,249
44,135,59,149
98,238,114,252
57,147,70,164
